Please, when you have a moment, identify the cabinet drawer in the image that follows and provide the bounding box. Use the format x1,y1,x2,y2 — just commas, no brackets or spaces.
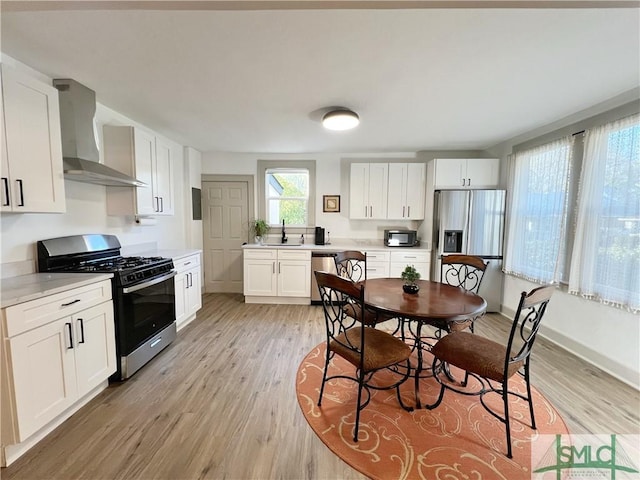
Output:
390,262,430,280
277,249,311,261
244,249,277,260
364,250,390,262
4,280,112,338
366,262,389,279
390,251,430,263
173,253,201,273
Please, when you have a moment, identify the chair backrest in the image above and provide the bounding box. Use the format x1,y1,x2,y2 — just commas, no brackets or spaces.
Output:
315,270,365,354
334,250,367,283
505,285,555,374
440,254,489,294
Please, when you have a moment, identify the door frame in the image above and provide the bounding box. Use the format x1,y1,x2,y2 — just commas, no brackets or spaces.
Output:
201,174,255,292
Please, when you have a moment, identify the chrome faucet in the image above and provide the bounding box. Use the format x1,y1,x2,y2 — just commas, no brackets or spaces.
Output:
281,219,288,243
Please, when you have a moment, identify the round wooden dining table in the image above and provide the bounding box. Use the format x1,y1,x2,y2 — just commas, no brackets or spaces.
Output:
362,278,487,408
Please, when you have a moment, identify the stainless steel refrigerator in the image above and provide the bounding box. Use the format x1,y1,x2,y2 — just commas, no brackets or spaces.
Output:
432,189,506,312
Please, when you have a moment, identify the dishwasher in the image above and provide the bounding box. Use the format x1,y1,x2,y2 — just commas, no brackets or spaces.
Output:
311,252,337,304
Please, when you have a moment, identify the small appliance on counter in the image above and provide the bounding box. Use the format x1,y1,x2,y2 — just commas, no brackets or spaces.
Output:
384,229,419,247
315,226,325,245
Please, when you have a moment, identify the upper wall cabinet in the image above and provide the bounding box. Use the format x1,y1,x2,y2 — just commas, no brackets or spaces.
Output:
103,125,175,216
387,163,426,220
1,64,65,213
349,163,388,219
433,158,500,189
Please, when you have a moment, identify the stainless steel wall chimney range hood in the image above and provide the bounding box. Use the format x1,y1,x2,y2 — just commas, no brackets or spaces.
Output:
53,79,146,187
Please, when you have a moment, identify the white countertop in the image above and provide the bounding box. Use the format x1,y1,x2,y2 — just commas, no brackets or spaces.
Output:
242,238,430,253
1,272,114,309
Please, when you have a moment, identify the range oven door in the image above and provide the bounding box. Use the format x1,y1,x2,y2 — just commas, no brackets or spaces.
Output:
117,270,177,357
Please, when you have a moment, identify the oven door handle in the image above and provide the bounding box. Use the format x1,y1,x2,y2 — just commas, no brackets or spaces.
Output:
122,270,177,294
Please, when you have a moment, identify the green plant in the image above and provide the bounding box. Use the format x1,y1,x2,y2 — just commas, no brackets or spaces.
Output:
401,265,421,285
251,219,271,238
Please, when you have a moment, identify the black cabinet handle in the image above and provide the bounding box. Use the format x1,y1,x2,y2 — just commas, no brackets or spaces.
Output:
2,177,9,206
61,299,81,307
16,179,24,206
78,318,85,344
66,322,74,349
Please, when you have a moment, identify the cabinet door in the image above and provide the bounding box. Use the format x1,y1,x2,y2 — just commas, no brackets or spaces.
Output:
466,158,500,188
133,128,156,215
74,302,116,396
174,271,188,325
406,163,426,219
434,159,466,189
244,260,277,296
8,319,77,441
277,260,310,297
1,64,65,213
154,137,175,215
368,163,388,219
349,163,369,219
187,267,202,315
387,163,406,219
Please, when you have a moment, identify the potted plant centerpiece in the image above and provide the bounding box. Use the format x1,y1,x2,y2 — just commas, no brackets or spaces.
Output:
251,219,271,245
401,265,421,294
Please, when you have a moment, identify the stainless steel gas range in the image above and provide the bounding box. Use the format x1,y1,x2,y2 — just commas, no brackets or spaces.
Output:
37,234,176,380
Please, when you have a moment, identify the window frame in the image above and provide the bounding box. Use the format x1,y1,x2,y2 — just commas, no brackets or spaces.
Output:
257,160,316,229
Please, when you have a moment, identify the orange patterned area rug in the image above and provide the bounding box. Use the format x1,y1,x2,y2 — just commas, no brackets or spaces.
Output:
296,344,570,480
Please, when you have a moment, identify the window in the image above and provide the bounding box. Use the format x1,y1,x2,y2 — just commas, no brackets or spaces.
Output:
257,160,316,228
504,137,573,283
506,113,640,312
265,168,309,226
569,114,639,312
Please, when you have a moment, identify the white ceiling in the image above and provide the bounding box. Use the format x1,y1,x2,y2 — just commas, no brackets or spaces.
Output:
1,2,639,153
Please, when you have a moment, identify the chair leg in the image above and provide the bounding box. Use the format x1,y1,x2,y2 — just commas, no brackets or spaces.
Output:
424,359,447,410
503,382,513,459
354,370,365,442
317,349,331,406
524,360,536,430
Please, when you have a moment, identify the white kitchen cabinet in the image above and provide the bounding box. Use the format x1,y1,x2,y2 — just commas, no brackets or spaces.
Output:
364,250,390,279
173,253,202,330
1,279,115,447
349,163,388,219
243,249,311,303
387,163,426,220
104,125,176,216
389,250,431,280
0,63,65,213
433,158,499,189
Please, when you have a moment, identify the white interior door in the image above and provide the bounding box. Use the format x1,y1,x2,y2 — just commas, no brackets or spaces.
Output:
202,180,250,293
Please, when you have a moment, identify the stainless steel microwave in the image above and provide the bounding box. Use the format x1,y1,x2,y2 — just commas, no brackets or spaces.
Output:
384,229,419,247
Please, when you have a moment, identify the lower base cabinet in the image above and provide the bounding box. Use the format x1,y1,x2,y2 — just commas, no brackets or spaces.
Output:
173,253,202,329
389,250,431,280
243,248,311,303
1,279,116,461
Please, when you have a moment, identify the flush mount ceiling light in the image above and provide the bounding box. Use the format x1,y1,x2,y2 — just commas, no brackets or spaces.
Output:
322,108,360,131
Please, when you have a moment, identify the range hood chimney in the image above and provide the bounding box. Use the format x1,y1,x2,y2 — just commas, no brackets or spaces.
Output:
53,79,146,187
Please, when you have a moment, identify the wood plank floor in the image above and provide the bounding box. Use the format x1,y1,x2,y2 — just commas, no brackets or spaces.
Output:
3,293,639,479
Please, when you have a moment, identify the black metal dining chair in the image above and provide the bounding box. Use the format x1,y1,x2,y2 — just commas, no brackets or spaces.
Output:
315,270,413,442
334,250,396,328
440,254,489,333
425,285,555,458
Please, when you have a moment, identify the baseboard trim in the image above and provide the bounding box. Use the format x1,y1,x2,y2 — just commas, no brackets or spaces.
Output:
498,309,639,390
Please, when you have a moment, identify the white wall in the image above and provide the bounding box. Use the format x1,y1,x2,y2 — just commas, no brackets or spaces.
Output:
0,56,193,272
202,151,427,241
486,90,640,389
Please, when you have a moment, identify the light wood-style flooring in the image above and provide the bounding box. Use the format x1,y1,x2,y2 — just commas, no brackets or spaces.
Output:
3,293,639,479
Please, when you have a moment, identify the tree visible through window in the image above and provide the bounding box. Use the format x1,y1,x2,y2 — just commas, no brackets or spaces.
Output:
266,168,309,226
